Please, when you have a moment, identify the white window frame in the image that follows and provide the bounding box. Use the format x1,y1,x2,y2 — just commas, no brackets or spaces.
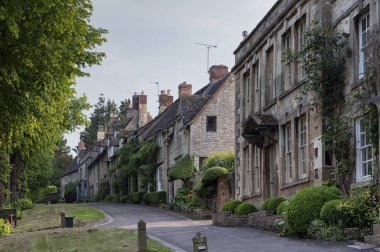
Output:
156,164,163,192
285,123,293,182
242,146,250,195
297,17,306,81
359,13,370,79
253,61,260,113
283,31,292,90
253,146,261,193
298,117,307,179
355,118,373,182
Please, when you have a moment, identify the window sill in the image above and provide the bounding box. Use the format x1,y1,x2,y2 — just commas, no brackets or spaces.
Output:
280,178,309,190
263,100,276,111
278,79,306,100
241,192,262,200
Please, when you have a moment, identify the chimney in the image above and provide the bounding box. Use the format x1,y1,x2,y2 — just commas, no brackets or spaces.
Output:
178,82,192,97
97,125,105,141
138,91,148,127
209,65,228,83
78,140,86,151
159,89,174,114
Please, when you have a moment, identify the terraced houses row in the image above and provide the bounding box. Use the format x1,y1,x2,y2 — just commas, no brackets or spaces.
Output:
61,0,380,209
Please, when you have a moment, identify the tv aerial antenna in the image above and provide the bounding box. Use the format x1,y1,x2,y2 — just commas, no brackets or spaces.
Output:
196,42,217,73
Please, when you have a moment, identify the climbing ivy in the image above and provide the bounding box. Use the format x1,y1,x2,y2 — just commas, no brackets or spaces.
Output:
284,26,355,194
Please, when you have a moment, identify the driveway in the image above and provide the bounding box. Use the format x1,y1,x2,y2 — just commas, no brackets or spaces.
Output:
88,203,379,252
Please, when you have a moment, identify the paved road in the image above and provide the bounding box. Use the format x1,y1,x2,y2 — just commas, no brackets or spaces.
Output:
89,203,379,252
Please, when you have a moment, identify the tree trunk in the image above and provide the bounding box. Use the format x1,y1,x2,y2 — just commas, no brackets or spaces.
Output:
0,183,5,207
10,153,25,201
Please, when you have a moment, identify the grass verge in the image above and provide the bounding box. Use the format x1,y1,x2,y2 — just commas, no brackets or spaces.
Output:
13,204,106,233
0,228,172,252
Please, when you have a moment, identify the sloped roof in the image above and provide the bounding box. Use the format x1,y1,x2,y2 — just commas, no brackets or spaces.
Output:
137,73,230,140
60,156,79,177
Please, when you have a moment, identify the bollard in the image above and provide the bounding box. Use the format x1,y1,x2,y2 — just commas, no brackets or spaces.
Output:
193,232,208,252
60,211,65,228
138,220,147,252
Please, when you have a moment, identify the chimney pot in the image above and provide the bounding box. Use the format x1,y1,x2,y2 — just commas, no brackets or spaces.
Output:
167,89,171,95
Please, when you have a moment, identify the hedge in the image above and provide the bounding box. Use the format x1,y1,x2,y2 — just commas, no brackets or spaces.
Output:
286,186,341,236
143,191,167,205
222,200,243,213
128,192,145,204
201,167,229,183
276,200,288,215
11,198,34,211
235,203,257,215
262,197,286,214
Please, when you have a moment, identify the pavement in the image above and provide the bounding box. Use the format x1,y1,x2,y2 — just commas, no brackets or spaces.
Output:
88,203,380,252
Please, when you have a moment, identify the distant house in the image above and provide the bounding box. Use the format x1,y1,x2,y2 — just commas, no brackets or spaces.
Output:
60,92,151,200
136,65,235,204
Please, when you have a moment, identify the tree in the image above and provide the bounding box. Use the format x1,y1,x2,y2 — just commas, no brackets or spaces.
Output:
80,94,118,147
0,0,107,205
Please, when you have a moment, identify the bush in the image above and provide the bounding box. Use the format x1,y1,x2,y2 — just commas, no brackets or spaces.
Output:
320,199,345,227
286,186,341,236
202,167,229,183
12,198,34,211
169,155,196,185
128,192,145,204
174,188,197,206
143,192,167,205
64,182,77,203
222,200,243,213
0,219,11,237
104,195,119,203
320,187,376,229
44,185,58,194
276,200,288,215
201,151,235,172
262,197,286,214
235,203,257,215
119,195,129,203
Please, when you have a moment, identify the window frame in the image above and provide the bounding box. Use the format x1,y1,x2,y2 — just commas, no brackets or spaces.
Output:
355,117,373,182
284,123,293,183
206,116,217,132
358,13,370,80
253,146,261,193
298,116,307,179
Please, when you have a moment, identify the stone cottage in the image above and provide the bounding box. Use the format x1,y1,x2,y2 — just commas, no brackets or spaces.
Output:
234,0,380,206
136,65,235,204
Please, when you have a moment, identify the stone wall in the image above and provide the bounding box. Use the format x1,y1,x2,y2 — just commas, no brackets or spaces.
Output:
212,210,284,232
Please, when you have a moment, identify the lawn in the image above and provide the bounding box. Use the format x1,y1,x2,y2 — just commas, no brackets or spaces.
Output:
0,228,172,252
13,204,106,233
0,204,172,251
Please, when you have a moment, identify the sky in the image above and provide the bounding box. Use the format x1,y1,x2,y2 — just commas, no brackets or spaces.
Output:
65,0,278,153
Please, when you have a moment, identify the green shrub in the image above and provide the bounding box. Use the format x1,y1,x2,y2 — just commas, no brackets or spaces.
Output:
222,200,243,213
202,167,229,183
320,187,376,229
235,203,257,215
119,195,129,203
0,219,11,237
201,151,235,172
169,155,196,186
174,188,197,206
11,198,34,211
262,197,286,214
44,185,58,194
320,199,345,227
277,200,288,215
128,192,145,204
286,186,341,236
64,182,77,203
143,192,167,205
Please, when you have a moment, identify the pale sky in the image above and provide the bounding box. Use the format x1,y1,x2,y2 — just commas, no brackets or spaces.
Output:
65,0,278,153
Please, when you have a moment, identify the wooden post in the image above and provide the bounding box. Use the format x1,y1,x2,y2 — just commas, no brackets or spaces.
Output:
60,211,65,228
138,220,147,252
